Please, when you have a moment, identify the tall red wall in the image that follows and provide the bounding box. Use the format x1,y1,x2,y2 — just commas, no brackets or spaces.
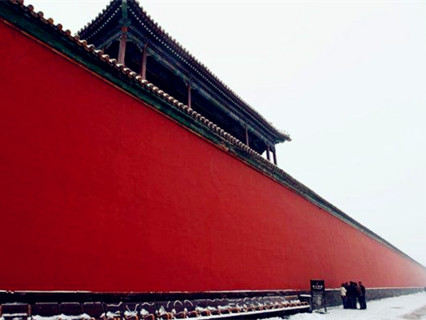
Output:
1,19,425,292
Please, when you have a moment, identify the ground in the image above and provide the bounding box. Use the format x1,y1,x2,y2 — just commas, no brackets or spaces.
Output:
278,292,426,320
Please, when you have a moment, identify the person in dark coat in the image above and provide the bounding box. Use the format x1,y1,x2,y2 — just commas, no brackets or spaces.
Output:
347,282,357,309
358,281,367,309
346,282,353,309
355,282,362,308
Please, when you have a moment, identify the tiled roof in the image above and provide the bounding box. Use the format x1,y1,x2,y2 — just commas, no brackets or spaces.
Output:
77,0,291,143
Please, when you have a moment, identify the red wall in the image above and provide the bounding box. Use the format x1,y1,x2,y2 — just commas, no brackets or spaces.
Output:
1,20,425,292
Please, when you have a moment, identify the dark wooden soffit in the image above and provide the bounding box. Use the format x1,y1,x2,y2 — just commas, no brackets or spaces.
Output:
1,0,424,270
77,0,291,144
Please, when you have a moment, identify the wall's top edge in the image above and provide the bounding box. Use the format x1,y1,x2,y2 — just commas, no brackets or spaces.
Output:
0,0,424,271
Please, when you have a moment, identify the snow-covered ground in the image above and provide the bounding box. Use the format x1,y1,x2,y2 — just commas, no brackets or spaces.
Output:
279,292,426,320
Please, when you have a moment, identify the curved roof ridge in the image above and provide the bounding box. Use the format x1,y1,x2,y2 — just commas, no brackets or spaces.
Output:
76,0,118,36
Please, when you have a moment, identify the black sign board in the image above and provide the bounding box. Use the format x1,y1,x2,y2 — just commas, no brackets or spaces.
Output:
310,280,326,313
310,280,325,292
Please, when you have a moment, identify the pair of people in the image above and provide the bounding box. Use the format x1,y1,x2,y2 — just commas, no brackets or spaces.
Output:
340,281,366,309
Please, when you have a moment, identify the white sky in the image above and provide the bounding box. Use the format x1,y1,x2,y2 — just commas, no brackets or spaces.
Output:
26,0,426,266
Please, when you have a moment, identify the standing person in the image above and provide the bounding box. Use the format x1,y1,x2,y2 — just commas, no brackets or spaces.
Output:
340,283,347,308
347,282,356,309
355,282,362,309
346,282,353,309
358,282,367,309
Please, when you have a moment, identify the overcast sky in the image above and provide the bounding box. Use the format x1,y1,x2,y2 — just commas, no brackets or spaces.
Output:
27,0,426,266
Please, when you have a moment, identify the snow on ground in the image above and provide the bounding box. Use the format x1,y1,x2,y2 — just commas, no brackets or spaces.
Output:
278,292,426,320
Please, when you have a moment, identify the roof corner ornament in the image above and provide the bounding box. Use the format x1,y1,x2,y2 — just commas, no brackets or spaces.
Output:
119,0,130,27
121,0,128,19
